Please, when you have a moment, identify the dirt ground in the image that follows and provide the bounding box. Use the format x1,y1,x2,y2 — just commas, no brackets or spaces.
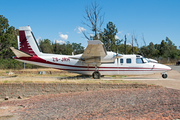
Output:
122,66,180,90
0,87,180,120
0,66,180,120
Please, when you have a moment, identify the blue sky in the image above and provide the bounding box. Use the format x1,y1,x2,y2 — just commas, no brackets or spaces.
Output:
1,0,180,48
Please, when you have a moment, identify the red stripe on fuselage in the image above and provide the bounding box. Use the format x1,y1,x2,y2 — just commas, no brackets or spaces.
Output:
15,56,171,72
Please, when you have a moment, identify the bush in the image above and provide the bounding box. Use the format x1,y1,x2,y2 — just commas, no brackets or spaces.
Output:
0,59,43,69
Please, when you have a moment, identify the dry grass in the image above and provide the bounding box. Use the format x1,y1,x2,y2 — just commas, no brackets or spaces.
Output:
1,68,79,77
0,76,135,84
0,68,134,84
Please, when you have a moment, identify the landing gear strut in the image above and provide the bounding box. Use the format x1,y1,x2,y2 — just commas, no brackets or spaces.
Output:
162,72,168,79
92,65,101,79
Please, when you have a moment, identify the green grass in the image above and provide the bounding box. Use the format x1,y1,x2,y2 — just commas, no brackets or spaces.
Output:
3,80,9,83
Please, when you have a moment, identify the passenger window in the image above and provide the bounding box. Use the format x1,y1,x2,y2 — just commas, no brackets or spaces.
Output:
120,59,123,63
126,58,131,63
136,58,143,63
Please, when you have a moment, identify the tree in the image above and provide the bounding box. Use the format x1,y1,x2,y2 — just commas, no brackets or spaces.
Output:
100,21,122,52
39,39,53,53
83,0,104,40
147,42,156,58
140,46,149,57
0,15,18,59
64,41,73,55
165,37,178,59
103,22,118,51
72,43,84,54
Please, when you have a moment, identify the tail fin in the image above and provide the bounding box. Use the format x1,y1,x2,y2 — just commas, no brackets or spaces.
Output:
19,26,41,56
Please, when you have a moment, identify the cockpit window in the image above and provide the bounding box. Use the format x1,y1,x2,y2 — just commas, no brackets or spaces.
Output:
136,58,143,63
142,57,149,63
136,57,149,63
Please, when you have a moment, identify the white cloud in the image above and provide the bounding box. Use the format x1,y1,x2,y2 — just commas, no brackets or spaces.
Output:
89,34,93,36
127,42,131,46
127,33,131,36
115,35,119,39
77,27,86,33
55,40,66,44
59,32,68,40
117,31,123,34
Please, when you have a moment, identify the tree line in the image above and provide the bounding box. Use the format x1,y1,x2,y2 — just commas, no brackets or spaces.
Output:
82,1,180,63
0,15,179,69
39,39,84,55
97,21,180,63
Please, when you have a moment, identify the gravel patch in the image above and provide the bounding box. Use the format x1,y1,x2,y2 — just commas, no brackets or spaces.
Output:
0,87,180,120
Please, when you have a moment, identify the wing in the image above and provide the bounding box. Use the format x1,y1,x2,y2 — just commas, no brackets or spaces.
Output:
81,40,107,64
70,40,107,64
69,40,122,65
82,40,107,58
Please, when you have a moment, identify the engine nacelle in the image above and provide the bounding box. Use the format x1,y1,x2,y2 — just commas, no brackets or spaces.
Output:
101,52,122,63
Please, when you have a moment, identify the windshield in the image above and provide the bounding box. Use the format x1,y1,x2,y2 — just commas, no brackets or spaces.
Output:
142,57,149,63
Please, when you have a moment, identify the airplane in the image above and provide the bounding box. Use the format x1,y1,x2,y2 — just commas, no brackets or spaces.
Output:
10,26,171,79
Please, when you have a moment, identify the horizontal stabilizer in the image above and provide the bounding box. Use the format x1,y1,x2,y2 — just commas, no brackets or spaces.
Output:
10,47,32,58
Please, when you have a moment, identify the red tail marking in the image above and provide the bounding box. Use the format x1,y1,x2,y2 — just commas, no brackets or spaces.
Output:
19,31,37,56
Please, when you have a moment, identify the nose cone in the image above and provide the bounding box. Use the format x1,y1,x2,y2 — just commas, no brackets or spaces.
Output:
165,65,172,71
156,64,172,71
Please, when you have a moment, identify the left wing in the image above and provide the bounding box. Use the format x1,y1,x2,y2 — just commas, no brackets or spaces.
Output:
82,40,107,58
70,40,107,65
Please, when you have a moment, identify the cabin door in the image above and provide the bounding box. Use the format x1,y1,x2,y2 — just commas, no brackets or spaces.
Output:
117,58,119,74
117,58,123,75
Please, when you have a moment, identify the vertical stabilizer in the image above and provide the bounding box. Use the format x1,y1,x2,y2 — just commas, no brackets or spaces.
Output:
19,26,41,56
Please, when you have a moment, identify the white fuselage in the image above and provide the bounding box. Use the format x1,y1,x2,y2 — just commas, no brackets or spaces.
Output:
11,26,171,78
15,51,171,76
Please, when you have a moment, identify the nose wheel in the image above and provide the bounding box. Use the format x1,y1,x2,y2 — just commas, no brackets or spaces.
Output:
92,71,101,79
162,72,168,79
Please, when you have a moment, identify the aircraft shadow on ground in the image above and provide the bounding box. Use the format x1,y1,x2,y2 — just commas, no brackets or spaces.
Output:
58,75,92,80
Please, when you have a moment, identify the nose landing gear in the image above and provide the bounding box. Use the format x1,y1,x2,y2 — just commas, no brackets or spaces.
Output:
162,72,168,79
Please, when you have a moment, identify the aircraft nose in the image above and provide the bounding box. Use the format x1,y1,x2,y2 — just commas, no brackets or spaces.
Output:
167,66,172,70
161,64,172,71
167,65,172,71
154,64,172,71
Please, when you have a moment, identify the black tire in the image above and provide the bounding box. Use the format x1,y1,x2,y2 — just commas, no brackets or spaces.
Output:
162,74,168,79
92,71,101,79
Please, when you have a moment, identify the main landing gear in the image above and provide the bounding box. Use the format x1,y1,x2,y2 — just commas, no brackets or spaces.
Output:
92,71,101,79
162,72,168,79
92,65,101,79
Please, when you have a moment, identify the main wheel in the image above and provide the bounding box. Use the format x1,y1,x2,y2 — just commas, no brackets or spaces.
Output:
162,74,168,79
92,71,101,79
